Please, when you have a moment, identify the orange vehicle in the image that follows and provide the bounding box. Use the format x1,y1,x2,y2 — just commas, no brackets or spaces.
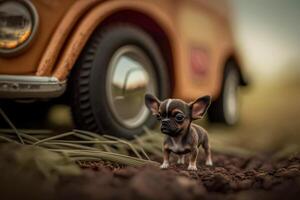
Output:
0,0,248,138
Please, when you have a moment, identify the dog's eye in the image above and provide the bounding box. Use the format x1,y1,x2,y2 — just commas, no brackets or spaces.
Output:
175,113,185,122
155,114,161,121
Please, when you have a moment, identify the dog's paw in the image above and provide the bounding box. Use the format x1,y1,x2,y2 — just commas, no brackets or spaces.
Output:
187,164,197,171
205,159,213,166
160,162,169,169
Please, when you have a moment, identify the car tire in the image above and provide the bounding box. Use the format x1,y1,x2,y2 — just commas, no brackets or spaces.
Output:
208,65,240,125
69,24,169,139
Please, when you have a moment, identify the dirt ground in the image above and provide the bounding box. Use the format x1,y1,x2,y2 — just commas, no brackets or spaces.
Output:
1,142,299,200
68,153,300,200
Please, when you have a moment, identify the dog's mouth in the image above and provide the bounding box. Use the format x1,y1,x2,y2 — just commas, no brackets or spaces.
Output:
161,126,170,134
160,127,182,136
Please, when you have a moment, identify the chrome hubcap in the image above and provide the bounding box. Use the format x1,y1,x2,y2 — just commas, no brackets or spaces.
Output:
223,69,239,125
106,45,157,128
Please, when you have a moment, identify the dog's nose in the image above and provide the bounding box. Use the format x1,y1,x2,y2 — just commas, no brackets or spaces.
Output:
161,119,170,126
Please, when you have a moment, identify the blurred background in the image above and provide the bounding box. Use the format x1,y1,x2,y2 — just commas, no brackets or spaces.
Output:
208,0,300,155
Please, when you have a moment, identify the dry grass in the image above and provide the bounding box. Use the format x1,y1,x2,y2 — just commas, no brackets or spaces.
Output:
0,108,163,166
0,106,257,168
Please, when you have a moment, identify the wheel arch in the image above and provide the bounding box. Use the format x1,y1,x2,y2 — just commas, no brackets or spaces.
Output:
39,1,176,95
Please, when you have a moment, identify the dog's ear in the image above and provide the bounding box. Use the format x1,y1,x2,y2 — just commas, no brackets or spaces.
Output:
145,93,161,115
189,95,211,119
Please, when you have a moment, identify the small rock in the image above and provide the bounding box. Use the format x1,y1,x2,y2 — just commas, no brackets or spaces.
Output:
113,167,138,178
239,179,253,190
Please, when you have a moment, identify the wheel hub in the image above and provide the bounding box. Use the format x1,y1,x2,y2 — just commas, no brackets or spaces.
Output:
106,45,157,129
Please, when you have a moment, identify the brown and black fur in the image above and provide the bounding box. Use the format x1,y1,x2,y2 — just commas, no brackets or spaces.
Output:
145,94,213,170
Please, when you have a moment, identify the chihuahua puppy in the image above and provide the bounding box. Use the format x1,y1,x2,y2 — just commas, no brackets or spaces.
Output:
145,94,213,171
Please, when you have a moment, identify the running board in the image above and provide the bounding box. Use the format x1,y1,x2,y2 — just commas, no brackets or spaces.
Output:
0,75,66,98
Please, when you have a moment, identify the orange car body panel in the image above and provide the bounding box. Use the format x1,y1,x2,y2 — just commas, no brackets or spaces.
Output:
0,0,241,101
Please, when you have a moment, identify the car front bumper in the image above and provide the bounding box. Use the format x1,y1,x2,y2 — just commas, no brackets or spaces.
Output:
0,75,66,99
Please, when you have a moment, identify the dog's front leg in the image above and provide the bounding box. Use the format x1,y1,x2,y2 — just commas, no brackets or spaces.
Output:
160,148,170,169
188,147,198,171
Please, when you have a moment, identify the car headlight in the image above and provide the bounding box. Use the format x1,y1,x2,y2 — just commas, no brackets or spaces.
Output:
0,0,39,55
